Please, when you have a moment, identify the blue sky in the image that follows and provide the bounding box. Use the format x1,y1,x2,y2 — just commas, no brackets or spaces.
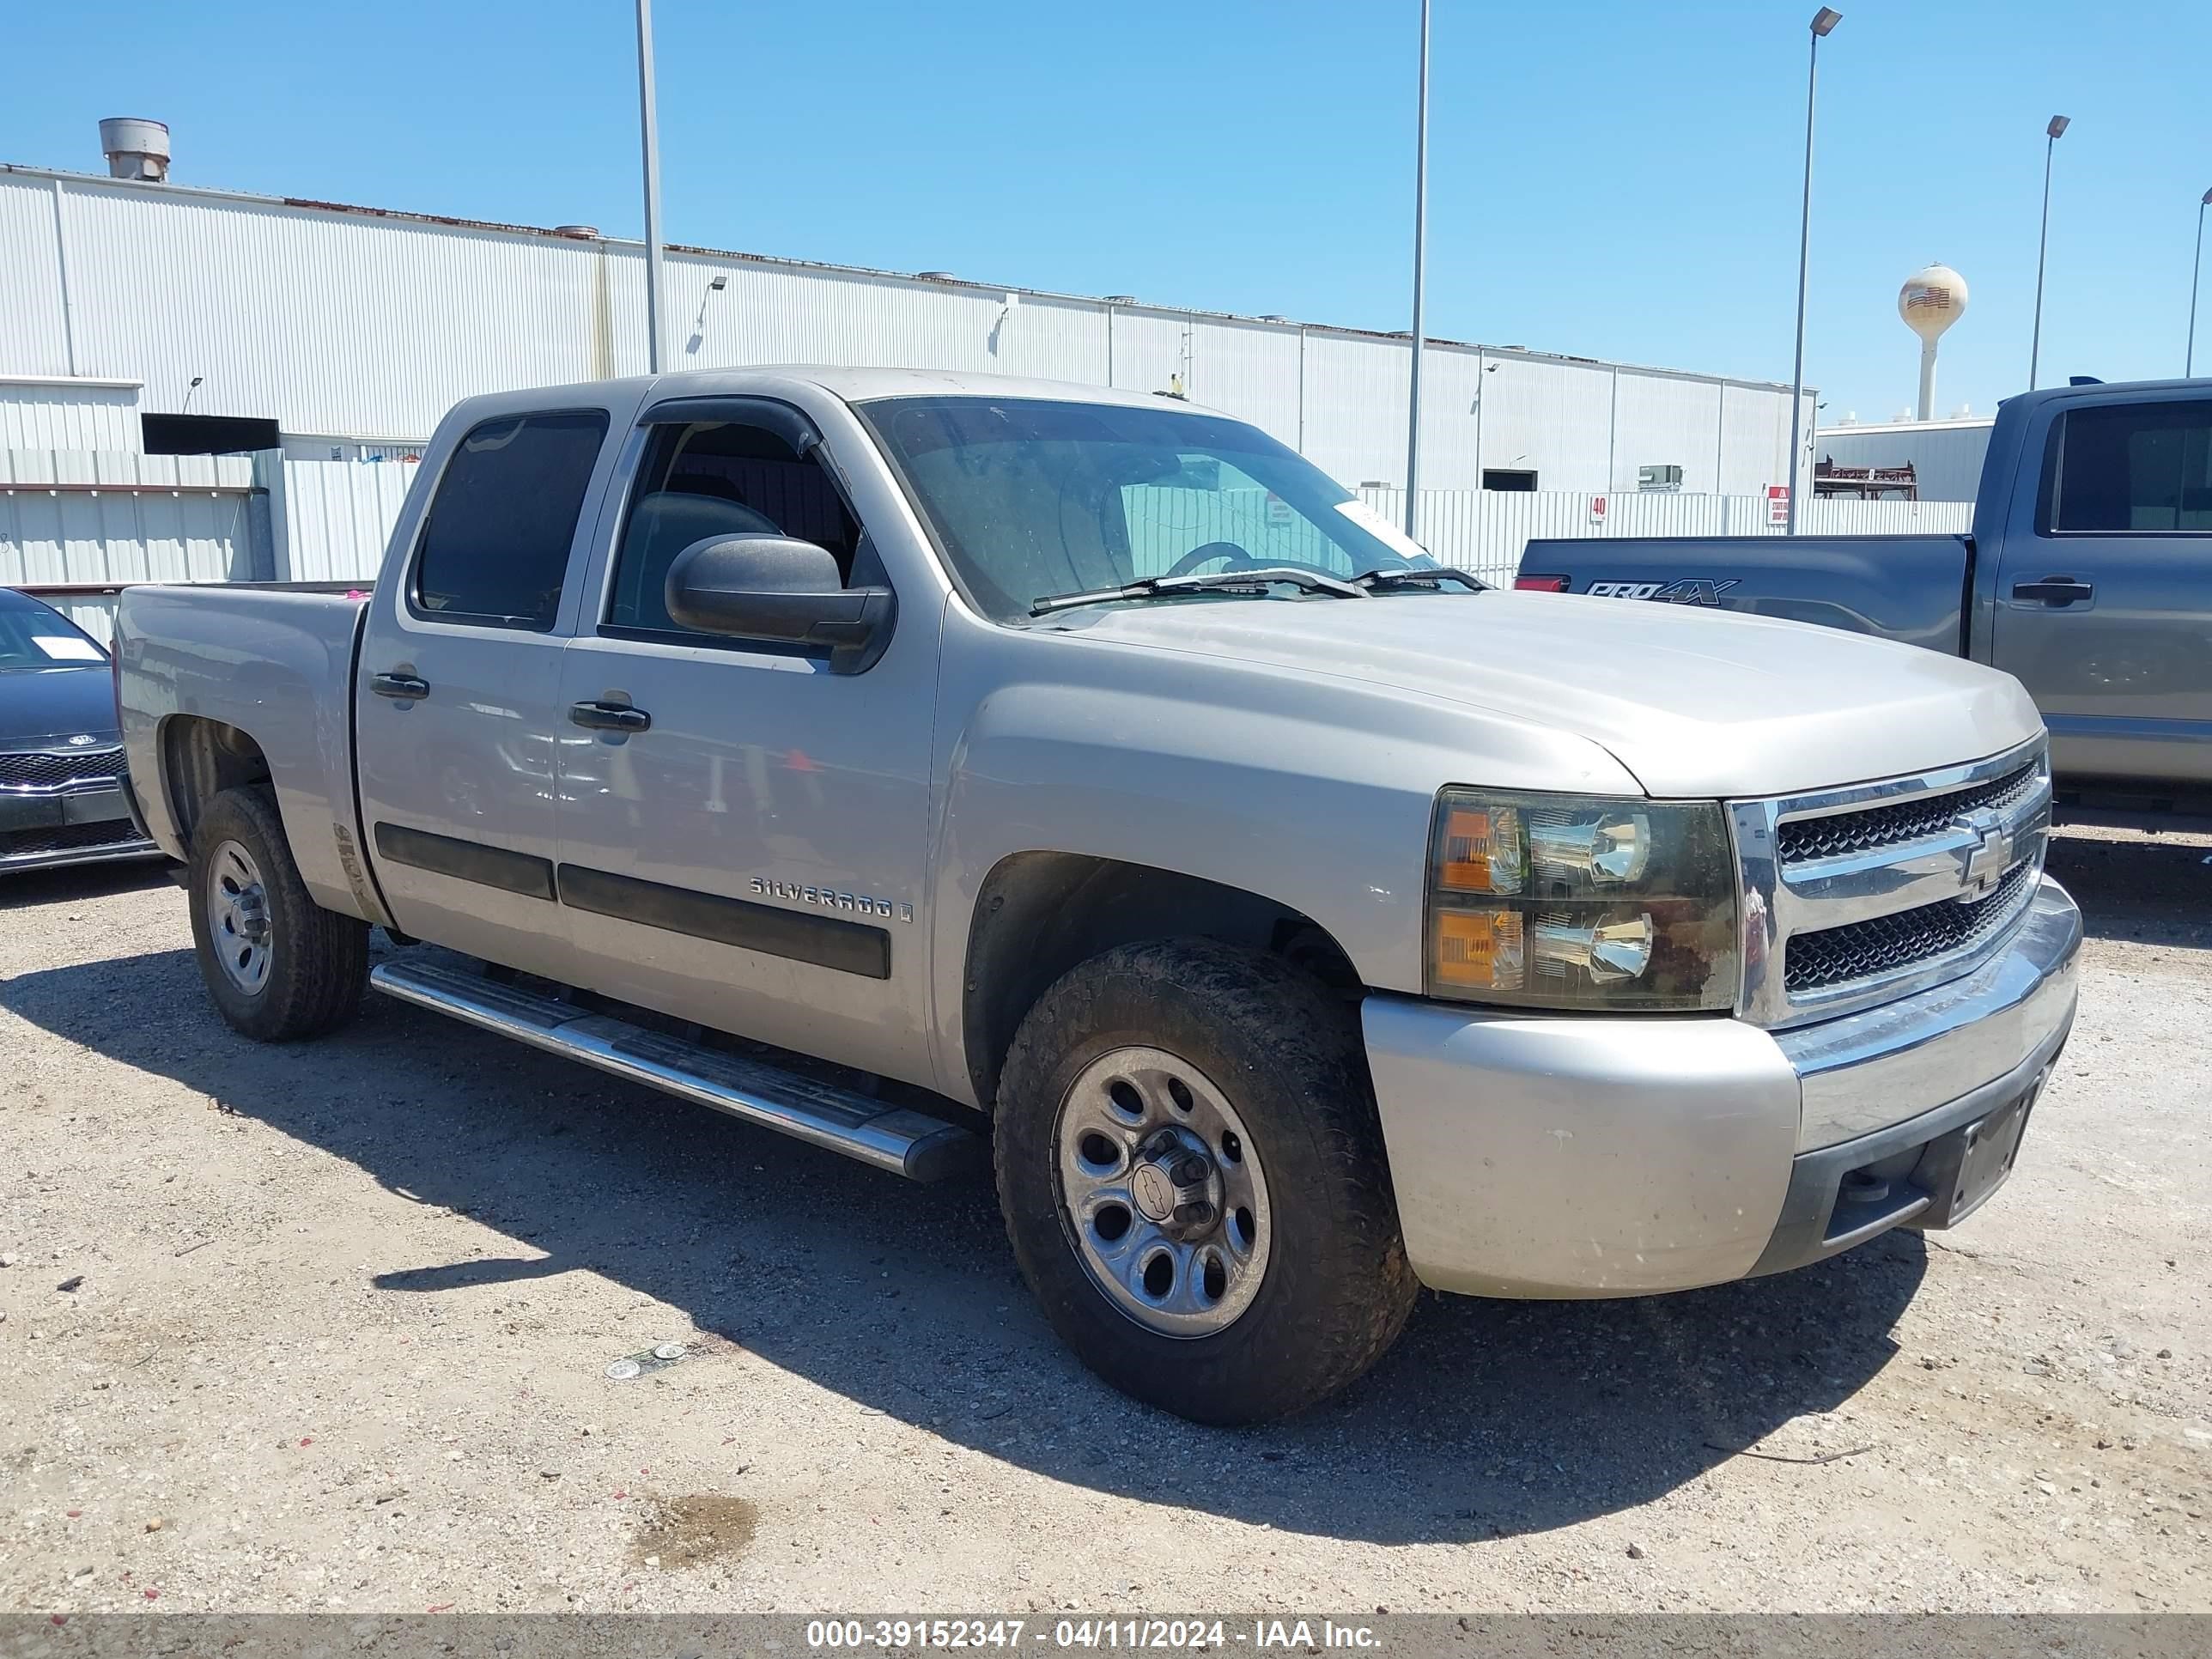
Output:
6,1,2209,423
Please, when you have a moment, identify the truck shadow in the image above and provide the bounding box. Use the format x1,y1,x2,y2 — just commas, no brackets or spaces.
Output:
0,859,173,910
3,943,1924,1547
2044,826,2212,950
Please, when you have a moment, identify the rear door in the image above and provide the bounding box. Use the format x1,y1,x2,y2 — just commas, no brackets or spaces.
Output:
1990,392,2212,787
354,398,632,977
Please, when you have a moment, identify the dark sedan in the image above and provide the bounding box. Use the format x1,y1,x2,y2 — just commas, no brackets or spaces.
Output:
1,588,160,873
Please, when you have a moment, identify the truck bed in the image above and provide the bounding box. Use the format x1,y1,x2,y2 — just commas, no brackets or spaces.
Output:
112,582,374,921
1517,532,1974,658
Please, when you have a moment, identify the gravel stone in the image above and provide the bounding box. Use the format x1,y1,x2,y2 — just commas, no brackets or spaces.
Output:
0,830,2205,1613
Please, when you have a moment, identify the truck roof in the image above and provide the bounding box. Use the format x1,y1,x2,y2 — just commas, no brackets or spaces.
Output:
441,366,1213,427
1997,376,2210,413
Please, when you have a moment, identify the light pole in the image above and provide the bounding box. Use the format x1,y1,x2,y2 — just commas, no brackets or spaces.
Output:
1785,7,1841,537
2190,187,2212,378
635,0,667,373
1404,0,1431,538
2028,114,2069,390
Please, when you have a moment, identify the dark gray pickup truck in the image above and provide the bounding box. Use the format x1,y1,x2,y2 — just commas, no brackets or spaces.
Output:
1521,379,2212,814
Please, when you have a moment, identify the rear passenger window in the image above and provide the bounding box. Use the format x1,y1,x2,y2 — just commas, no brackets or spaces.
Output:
412,411,609,629
2048,399,2212,534
605,418,862,635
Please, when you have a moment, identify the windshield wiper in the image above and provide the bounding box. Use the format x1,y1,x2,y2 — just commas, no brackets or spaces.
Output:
1030,566,1370,617
1351,566,1486,594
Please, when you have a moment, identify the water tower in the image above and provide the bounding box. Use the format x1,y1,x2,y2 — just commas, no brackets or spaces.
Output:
1899,264,1969,421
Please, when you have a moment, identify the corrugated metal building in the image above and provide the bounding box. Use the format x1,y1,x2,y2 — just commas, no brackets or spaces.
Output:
1814,416,1994,504
1,160,1814,498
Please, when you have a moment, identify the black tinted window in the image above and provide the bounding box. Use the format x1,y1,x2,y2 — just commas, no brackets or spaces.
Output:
414,411,608,629
2051,400,2212,534
0,595,104,671
606,421,860,634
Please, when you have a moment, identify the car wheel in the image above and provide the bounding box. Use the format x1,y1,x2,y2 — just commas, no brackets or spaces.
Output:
995,938,1417,1424
187,786,369,1042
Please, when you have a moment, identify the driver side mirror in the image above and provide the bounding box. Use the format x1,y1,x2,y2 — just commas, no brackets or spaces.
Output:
665,534,896,674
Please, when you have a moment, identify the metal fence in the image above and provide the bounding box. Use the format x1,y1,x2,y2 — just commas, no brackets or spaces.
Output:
3,449,262,637
269,458,420,582
1355,487,1973,585
9,452,1975,642
257,471,1972,592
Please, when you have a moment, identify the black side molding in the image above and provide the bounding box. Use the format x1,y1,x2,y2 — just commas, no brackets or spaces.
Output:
556,864,891,981
373,823,556,901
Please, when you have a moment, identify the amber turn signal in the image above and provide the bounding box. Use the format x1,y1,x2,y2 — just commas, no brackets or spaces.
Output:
1432,908,1527,991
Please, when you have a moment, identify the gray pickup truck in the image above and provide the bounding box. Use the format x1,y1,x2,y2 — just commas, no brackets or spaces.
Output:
115,368,2080,1423
1521,378,2212,816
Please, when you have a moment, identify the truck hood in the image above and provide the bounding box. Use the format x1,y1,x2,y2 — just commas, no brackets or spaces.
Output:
1065,592,2042,798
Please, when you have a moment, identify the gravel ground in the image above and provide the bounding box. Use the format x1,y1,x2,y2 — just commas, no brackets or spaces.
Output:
1,827,2206,1615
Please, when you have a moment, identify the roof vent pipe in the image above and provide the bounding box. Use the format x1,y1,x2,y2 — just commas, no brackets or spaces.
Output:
99,117,170,181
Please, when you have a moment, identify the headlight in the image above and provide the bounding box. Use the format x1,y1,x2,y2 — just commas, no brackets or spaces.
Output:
1426,789,1739,1012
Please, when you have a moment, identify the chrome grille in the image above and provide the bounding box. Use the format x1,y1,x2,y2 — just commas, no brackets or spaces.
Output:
0,748,123,790
1731,738,2052,1028
1785,859,2035,994
1778,761,2042,866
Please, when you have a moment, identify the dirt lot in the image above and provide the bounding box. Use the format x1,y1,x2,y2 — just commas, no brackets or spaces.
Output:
2,828,2206,1615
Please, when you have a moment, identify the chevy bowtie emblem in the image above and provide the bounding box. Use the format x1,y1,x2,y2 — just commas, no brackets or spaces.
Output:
66,733,98,746
1954,808,2013,898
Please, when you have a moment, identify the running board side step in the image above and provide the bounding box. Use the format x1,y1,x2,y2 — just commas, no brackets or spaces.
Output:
369,957,981,1182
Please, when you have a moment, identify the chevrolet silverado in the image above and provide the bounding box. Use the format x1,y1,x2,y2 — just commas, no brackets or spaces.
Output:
113,368,2081,1423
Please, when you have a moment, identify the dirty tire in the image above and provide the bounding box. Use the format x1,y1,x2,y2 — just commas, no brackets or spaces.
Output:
187,786,369,1042
995,939,1417,1425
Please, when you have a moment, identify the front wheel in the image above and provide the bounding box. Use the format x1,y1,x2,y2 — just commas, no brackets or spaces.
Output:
995,939,1417,1424
187,787,369,1042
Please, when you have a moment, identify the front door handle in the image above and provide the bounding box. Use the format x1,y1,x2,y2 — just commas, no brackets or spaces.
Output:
370,671,430,700
2012,576,2094,607
568,700,652,732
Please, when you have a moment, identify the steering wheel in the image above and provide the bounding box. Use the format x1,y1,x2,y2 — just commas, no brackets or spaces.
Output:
1164,541,1260,578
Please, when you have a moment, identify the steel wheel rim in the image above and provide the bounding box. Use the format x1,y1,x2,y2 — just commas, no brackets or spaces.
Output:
206,838,273,996
1054,1045,1273,1340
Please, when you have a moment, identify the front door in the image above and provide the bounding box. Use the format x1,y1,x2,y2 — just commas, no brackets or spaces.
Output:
554,400,939,1086
354,404,622,978
1990,393,2212,787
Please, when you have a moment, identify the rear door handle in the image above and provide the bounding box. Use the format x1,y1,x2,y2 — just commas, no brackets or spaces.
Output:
568,700,651,732
369,671,430,700
2011,577,2094,607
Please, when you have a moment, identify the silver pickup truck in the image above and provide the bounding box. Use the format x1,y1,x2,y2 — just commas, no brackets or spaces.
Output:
114,368,2081,1423
1522,378,2212,817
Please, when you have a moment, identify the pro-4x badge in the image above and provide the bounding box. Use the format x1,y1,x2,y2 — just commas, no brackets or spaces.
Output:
1585,578,1740,605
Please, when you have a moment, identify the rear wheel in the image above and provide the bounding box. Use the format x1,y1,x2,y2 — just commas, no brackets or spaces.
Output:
995,939,1417,1424
187,787,369,1042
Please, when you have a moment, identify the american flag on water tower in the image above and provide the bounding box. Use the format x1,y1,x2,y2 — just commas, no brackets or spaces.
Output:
1906,286,1954,311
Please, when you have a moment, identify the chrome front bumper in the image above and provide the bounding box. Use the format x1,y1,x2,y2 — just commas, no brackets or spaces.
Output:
1363,877,2081,1299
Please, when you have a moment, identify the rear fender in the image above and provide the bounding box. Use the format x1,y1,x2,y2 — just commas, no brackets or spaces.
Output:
116,587,386,926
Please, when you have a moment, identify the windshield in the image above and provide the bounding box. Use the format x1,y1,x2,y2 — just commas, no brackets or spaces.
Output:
856,396,1437,621
0,597,106,672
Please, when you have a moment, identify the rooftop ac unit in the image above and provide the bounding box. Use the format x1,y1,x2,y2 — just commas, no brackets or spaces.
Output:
1638,464,1684,492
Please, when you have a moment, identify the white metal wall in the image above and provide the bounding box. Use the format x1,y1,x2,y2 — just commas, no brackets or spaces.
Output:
1,166,1808,503
1814,419,1994,503
0,379,142,450
0,176,73,374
